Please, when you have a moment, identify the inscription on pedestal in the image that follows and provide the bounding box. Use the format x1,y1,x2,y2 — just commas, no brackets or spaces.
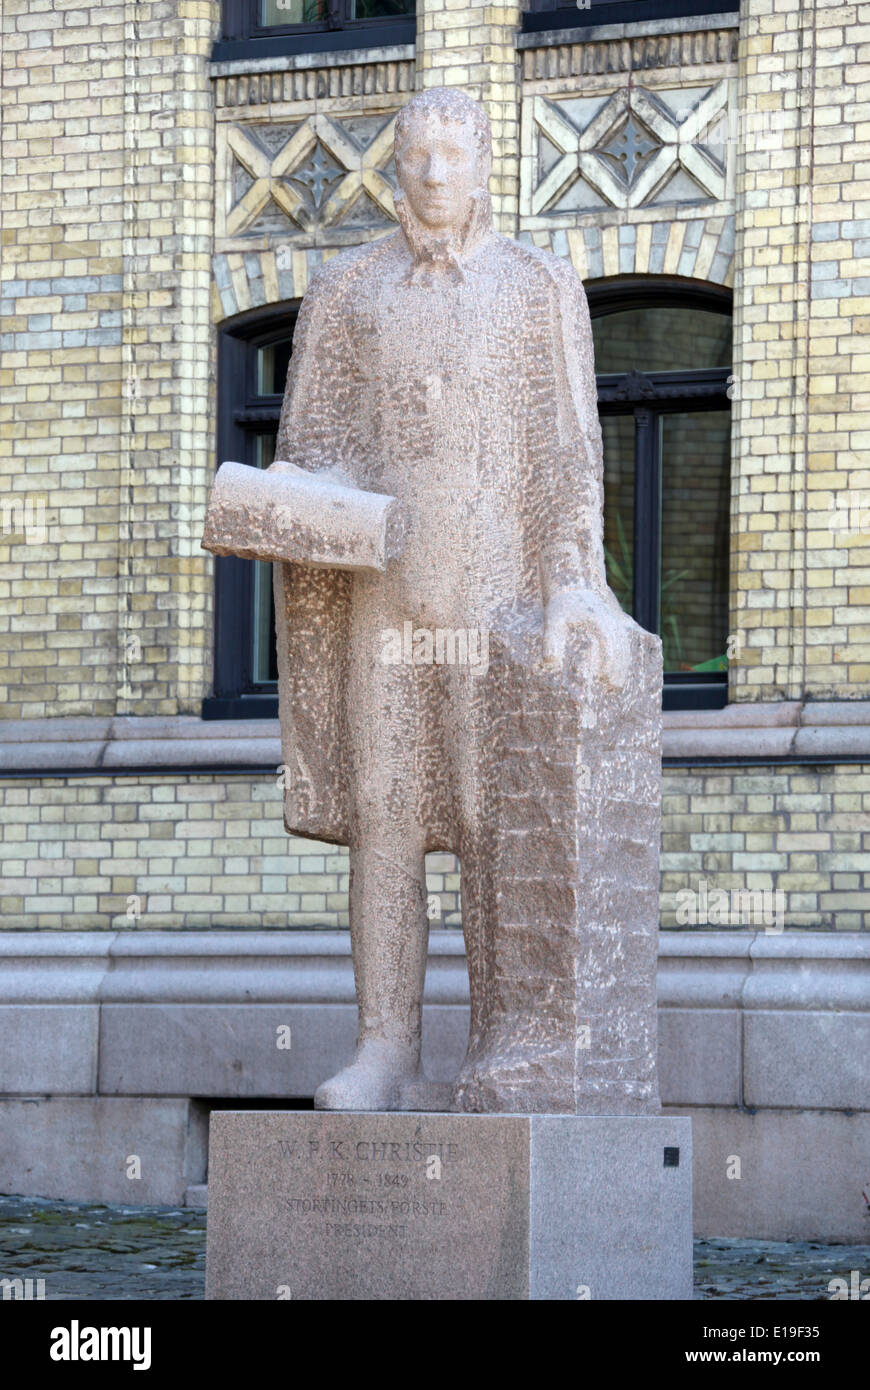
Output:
206,1112,531,1301
284,1135,457,1242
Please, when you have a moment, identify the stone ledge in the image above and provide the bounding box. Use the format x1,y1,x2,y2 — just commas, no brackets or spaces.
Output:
0,715,282,774
210,42,415,78
5,704,870,772
0,930,867,1009
1,933,867,1120
0,929,464,1005
517,12,740,48
664,699,870,760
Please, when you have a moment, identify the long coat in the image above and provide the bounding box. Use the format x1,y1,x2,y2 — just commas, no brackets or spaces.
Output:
272,195,607,847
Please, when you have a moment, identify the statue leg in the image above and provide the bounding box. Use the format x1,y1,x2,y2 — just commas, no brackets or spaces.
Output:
313,825,430,1111
315,611,431,1111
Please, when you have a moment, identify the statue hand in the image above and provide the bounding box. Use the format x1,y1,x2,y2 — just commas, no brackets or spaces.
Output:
542,588,643,690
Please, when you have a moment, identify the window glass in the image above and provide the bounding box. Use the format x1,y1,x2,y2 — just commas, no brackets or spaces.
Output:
260,0,413,25
659,410,730,672
595,301,732,682
351,0,414,13
257,338,293,395
592,306,731,374
252,433,278,686
601,415,635,616
261,0,327,24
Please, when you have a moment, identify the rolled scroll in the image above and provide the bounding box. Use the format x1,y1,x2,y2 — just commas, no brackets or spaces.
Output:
201,460,404,573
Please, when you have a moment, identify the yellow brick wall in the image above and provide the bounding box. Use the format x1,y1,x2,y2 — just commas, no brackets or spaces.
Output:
1,767,866,930
5,7,870,723
731,0,870,700
0,0,219,720
0,776,459,929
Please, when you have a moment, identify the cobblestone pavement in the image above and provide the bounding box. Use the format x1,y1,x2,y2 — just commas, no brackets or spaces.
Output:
0,1196,206,1301
1,1195,868,1300
693,1236,870,1300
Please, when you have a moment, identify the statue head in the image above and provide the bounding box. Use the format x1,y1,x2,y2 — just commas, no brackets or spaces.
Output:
394,88,492,236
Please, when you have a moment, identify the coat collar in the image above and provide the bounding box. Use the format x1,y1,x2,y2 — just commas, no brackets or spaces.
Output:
394,187,493,285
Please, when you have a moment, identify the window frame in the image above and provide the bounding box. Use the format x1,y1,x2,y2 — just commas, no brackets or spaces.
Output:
587,278,732,711
203,303,296,721
216,0,416,59
522,0,739,34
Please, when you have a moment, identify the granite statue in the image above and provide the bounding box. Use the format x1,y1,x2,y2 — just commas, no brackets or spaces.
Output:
203,87,663,1116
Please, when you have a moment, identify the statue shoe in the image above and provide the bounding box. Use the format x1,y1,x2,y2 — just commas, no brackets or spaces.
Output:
313,1038,423,1112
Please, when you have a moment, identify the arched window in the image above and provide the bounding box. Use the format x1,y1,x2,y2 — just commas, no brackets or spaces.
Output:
589,279,732,710
205,305,297,719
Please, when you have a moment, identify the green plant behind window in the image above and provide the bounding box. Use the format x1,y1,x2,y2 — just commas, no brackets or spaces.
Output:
603,512,694,671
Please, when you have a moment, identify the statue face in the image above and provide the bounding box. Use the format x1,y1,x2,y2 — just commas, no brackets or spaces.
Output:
395,115,483,234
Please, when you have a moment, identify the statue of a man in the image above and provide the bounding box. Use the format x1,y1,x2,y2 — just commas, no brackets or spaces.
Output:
207,87,663,1115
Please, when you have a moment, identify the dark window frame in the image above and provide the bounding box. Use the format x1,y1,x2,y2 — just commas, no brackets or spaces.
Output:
215,1,738,70
522,0,739,34
587,278,732,711
215,0,415,61
203,302,296,721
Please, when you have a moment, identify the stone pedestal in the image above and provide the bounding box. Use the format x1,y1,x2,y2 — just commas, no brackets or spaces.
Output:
205,1111,692,1300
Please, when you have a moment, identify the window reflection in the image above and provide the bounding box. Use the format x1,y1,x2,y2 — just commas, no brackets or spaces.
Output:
592,306,731,374
260,0,413,25
660,411,730,673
